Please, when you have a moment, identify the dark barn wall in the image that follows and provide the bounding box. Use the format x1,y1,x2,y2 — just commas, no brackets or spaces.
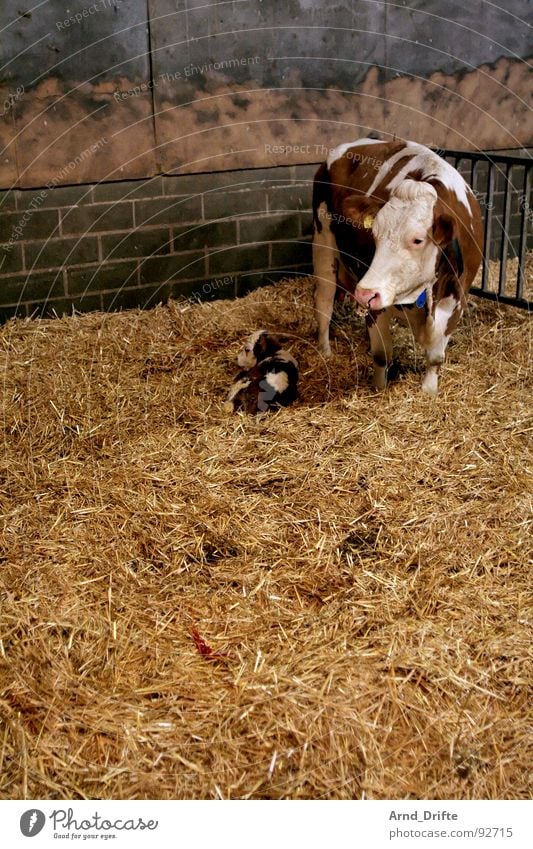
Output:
0,1,531,317
1,0,530,188
149,0,532,175
0,0,155,188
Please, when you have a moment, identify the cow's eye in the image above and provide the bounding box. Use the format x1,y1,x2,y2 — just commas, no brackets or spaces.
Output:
412,237,424,245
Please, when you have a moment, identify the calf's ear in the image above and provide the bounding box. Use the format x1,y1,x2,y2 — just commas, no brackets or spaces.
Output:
341,195,381,231
258,332,281,358
432,213,455,246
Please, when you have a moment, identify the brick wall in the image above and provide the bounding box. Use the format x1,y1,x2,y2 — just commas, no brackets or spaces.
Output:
0,164,316,322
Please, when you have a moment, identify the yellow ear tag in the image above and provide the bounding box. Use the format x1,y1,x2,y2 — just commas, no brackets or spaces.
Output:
363,214,374,229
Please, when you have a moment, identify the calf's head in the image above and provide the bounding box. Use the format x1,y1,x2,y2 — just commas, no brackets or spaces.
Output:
237,330,282,369
344,180,455,310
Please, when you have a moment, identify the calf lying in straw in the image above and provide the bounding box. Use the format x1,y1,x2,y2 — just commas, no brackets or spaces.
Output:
224,330,299,414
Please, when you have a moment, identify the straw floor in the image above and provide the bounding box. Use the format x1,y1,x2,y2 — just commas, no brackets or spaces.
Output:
0,270,531,800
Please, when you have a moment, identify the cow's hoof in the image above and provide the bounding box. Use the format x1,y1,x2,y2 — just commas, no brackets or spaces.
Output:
372,367,388,390
318,344,332,359
223,401,235,414
421,373,439,397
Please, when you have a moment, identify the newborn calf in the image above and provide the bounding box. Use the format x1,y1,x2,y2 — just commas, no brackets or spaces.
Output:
224,330,298,414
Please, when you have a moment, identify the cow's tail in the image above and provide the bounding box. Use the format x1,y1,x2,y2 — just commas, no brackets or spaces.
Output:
312,162,331,234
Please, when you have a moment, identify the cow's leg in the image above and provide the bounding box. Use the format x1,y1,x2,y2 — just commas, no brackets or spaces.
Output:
313,202,339,357
224,376,251,413
421,295,461,397
422,339,447,397
366,308,393,389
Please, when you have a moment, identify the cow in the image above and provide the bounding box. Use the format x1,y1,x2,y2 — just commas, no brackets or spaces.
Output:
312,137,483,396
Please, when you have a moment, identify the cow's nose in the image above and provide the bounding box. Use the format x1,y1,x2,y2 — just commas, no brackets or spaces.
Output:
355,287,382,310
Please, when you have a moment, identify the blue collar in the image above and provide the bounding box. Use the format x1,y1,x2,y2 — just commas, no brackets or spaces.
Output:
415,289,427,308
397,289,427,311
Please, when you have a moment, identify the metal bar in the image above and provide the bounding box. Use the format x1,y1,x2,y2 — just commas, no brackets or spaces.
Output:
437,149,531,166
516,165,532,301
498,163,513,296
470,286,532,310
481,163,495,292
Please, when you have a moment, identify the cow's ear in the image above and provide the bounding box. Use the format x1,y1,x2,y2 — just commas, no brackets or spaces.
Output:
432,213,455,246
341,195,380,230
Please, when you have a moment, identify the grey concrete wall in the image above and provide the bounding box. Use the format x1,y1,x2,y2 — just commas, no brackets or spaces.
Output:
0,1,531,188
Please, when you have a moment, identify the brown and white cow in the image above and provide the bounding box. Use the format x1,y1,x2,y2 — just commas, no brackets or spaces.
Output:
312,137,483,395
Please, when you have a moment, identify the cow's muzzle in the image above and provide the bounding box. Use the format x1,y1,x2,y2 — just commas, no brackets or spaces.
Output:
354,287,383,311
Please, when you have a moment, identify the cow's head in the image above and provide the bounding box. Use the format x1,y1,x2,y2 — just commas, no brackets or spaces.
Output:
343,180,455,310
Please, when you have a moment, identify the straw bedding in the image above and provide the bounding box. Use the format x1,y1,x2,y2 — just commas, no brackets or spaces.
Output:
0,269,531,800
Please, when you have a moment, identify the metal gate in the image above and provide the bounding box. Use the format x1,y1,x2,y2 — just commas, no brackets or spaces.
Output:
441,149,532,310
